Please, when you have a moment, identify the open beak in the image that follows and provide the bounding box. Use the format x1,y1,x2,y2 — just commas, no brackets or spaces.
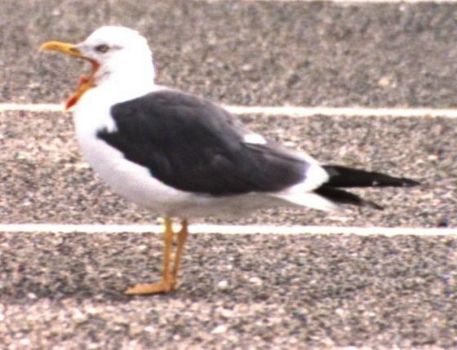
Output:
40,41,100,110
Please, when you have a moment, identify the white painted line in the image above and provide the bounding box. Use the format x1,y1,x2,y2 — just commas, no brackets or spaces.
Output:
1,103,457,118
226,106,457,118
0,224,455,236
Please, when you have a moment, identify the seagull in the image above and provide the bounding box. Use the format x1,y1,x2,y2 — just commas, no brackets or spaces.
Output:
40,26,419,295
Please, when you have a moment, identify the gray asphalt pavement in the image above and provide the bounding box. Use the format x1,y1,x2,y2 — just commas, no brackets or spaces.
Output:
2,0,457,107
1,0,457,349
1,233,456,349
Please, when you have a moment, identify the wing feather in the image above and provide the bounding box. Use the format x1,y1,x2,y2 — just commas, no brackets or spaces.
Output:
98,90,309,196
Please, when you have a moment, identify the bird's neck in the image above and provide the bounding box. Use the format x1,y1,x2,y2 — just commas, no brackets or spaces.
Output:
72,66,160,137
97,63,156,95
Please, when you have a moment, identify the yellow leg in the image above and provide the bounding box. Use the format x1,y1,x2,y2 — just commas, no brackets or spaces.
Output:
125,217,176,295
170,219,189,289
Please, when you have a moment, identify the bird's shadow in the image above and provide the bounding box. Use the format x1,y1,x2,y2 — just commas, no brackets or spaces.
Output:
0,232,278,304
0,231,390,305
0,232,330,305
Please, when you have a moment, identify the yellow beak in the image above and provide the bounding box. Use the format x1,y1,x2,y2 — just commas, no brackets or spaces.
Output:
40,40,100,110
39,41,83,58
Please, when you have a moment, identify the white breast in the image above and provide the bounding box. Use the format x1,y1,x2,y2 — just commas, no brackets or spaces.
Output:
71,86,197,215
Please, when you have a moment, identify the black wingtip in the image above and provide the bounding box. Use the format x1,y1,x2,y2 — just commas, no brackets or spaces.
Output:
323,165,420,188
315,186,384,210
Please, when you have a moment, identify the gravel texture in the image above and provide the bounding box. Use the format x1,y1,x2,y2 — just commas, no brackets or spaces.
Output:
1,232,456,349
1,0,457,349
1,1,457,107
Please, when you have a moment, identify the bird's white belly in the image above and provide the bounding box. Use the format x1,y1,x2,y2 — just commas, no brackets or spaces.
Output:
75,132,289,218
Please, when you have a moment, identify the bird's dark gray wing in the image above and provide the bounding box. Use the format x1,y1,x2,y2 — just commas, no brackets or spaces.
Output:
97,90,308,196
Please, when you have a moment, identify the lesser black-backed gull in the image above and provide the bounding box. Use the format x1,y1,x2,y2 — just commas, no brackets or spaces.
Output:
40,26,418,295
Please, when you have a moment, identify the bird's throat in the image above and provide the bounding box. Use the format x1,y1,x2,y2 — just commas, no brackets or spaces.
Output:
65,60,100,110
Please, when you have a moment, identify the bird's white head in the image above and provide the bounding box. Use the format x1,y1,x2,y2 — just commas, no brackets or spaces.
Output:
41,26,156,109
80,26,155,84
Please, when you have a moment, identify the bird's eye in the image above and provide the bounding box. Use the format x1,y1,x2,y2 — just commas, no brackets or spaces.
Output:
95,44,110,53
